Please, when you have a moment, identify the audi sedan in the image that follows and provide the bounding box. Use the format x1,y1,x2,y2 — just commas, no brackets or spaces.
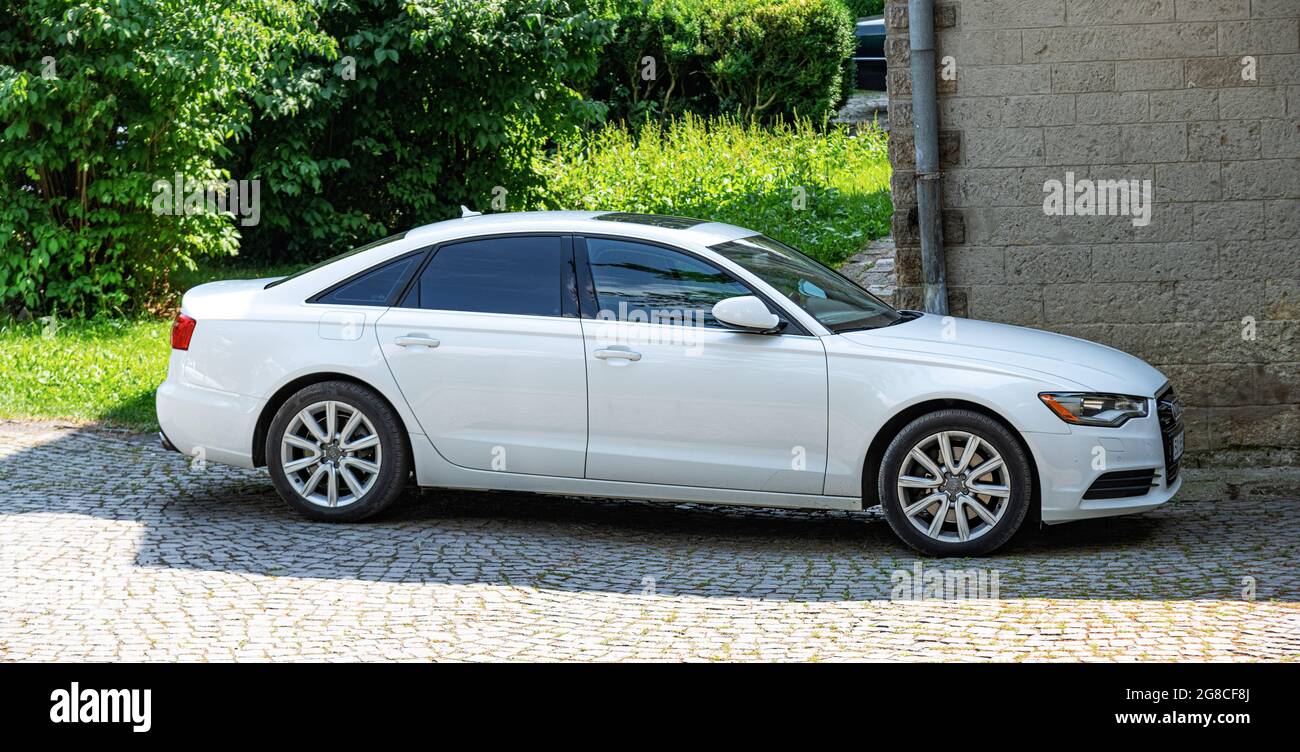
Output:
157,211,1184,555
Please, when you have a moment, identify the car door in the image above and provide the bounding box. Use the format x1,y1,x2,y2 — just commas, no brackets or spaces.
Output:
578,235,829,494
375,234,588,478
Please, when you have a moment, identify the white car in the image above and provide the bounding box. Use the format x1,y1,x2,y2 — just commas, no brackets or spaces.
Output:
157,211,1184,555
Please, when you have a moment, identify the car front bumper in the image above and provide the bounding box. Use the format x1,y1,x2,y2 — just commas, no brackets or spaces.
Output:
1023,414,1182,524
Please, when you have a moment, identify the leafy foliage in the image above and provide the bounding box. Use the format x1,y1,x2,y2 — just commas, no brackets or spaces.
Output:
0,0,333,314
590,0,855,125
844,0,884,18
535,114,890,265
231,0,614,264
1,0,871,310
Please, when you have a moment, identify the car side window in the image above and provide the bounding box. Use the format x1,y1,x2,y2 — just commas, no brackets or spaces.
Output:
584,237,753,329
315,253,422,306
404,235,563,317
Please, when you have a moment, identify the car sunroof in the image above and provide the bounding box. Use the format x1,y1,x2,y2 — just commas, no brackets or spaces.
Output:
593,212,708,229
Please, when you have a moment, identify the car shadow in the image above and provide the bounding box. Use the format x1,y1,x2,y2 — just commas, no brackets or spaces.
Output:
4,426,1296,603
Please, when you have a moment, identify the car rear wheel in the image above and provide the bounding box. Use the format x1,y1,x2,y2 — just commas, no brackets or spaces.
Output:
267,381,410,521
878,409,1032,556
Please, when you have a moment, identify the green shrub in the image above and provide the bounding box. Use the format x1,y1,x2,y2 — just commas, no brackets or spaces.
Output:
0,0,332,315
230,0,614,264
534,114,890,265
845,0,884,17
591,0,855,124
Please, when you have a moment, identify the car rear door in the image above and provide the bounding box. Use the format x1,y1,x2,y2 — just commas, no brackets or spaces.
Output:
577,235,829,494
375,234,588,478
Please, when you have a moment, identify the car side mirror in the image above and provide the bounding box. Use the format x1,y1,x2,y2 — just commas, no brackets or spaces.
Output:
712,296,782,334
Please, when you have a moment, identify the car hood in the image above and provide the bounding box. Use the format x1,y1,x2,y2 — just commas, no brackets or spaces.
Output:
837,313,1168,396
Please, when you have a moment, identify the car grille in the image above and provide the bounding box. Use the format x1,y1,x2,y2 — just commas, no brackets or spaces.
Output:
1083,469,1157,500
1156,385,1184,485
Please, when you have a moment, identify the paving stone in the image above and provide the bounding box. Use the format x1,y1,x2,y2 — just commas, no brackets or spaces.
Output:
0,421,1296,662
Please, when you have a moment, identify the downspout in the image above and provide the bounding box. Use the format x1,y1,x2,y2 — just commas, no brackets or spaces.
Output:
908,0,948,314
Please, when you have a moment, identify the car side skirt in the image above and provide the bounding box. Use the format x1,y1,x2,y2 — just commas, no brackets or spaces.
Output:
408,433,860,511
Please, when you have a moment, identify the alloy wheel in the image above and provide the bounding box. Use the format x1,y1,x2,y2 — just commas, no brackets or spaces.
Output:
895,430,1012,543
280,400,382,508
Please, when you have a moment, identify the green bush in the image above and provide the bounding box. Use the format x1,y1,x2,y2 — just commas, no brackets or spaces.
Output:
534,114,890,265
0,0,332,315
591,0,855,124
0,0,869,312
230,0,613,264
845,0,884,18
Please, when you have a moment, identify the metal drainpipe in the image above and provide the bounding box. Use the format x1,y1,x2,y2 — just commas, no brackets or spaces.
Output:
908,0,948,314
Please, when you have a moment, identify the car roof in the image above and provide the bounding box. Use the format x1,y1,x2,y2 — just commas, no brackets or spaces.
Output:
253,211,770,308
405,210,759,247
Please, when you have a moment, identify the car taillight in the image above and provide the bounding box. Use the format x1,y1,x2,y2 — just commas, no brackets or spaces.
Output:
171,313,196,350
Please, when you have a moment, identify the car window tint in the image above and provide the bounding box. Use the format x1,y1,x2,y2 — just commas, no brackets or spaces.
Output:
585,238,751,328
317,254,420,306
412,235,562,316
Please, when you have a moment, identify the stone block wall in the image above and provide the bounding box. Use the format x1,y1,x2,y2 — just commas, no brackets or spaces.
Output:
885,0,1299,454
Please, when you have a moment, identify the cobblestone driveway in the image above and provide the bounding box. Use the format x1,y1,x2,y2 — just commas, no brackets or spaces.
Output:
2,422,1297,661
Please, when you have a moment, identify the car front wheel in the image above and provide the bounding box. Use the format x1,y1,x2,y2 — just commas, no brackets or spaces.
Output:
266,381,410,522
878,409,1033,556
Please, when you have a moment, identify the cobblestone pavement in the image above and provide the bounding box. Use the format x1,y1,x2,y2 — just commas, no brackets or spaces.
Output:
2,422,1297,662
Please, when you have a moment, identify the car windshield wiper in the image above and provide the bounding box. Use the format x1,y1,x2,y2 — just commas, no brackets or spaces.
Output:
834,310,918,333
883,310,921,326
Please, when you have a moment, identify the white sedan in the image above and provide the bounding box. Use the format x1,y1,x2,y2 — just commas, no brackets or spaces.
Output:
157,211,1184,555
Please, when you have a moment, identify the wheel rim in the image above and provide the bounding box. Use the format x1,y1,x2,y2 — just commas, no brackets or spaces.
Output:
896,430,1011,544
280,400,382,509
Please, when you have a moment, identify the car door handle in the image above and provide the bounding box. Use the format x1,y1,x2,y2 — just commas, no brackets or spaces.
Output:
395,335,440,348
593,348,641,361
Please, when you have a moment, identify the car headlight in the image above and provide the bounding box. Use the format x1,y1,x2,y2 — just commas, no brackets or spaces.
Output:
1038,392,1149,427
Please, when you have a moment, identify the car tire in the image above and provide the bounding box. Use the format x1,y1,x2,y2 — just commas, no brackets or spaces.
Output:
266,380,410,522
878,409,1032,556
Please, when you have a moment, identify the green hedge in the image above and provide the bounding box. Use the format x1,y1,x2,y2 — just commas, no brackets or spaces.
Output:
591,0,855,124
1,0,866,313
535,115,890,265
845,0,884,18
0,0,332,315
229,0,613,265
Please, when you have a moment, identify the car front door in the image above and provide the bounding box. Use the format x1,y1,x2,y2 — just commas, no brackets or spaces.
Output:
578,236,828,494
375,234,587,478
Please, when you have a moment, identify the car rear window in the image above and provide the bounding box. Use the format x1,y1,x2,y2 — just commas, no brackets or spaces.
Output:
314,253,422,306
402,235,563,317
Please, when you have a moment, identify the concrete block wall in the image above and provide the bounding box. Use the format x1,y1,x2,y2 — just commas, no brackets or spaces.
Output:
884,0,1300,454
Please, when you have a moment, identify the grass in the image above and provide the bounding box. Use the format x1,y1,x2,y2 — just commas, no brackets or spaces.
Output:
0,318,170,430
3,117,893,431
0,262,301,431
535,114,892,266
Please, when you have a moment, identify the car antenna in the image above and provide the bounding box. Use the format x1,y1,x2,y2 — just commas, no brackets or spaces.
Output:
460,205,481,218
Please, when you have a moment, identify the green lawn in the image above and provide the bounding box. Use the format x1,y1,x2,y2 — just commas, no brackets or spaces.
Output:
0,318,170,429
0,262,299,431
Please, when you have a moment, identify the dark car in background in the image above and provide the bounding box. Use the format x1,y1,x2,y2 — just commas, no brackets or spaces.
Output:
854,15,886,90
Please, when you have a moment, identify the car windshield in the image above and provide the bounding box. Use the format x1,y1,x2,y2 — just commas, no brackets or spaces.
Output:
710,235,902,332
264,232,408,289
